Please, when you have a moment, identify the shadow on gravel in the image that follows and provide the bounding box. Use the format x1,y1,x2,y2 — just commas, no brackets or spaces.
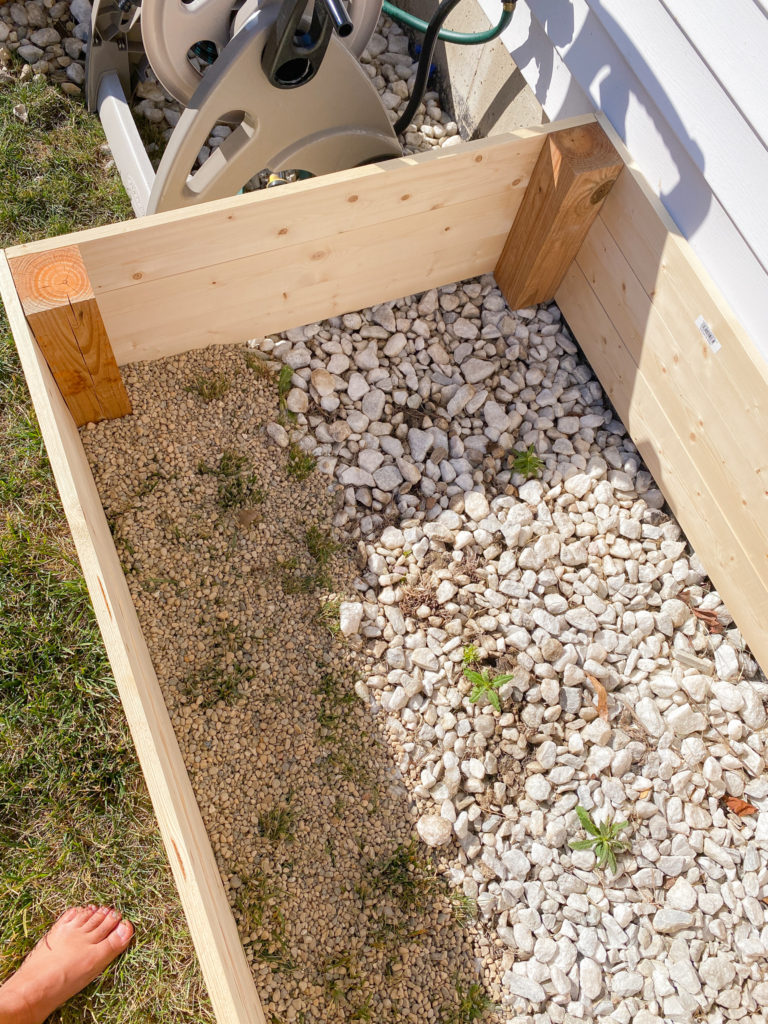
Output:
82,345,498,1024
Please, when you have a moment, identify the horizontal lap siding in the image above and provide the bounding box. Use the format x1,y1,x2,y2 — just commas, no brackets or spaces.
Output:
479,0,768,361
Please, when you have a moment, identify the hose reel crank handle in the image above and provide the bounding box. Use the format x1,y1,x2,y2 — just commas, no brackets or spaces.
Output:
322,0,353,38
262,0,353,88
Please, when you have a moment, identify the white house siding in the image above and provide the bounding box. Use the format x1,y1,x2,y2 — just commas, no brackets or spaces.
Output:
477,0,768,361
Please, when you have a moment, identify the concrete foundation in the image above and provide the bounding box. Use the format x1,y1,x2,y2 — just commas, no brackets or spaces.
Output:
395,0,545,137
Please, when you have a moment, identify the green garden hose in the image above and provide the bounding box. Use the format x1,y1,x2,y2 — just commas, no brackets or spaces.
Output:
382,0,515,45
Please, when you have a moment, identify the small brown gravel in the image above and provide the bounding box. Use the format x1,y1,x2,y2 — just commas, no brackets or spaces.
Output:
82,344,498,1024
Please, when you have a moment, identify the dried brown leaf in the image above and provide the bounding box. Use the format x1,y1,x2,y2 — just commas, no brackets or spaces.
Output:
692,607,724,633
725,797,758,817
586,673,609,721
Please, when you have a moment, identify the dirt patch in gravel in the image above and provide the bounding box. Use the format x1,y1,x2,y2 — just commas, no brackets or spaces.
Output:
82,345,497,1024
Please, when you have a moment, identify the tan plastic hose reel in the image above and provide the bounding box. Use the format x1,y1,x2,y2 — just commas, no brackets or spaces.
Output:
85,0,401,215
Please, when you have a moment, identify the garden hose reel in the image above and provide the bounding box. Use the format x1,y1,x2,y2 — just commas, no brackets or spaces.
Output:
86,0,401,215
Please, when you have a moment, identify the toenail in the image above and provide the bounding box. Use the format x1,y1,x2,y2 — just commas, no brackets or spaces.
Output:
111,909,121,920
116,921,133,940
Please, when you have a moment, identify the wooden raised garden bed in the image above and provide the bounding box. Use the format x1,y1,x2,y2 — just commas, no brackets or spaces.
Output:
1,111,765,1023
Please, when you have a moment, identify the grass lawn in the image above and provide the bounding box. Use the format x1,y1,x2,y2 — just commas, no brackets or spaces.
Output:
0,71,214,1022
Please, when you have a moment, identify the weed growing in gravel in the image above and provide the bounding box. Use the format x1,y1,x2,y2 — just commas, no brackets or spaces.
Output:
234,874,296,971
320,953,373,1017
233,874,281,929
305,525,340,568
258,799,296,843
462,643,480,667
570,806,631,873
447,979,497,1023
198,450,266,510
184,659,243,708
277,365,293,408
286,444,316,481
448,889,477,926
464,667,514,713
182,621,244,706
244,350,274,379
372,840,437,915
314,671,356,742
350,993,374,1020
316,598,342,636
510,443,544,479
278,525,338,593
185,372,230,403
279,556,318,594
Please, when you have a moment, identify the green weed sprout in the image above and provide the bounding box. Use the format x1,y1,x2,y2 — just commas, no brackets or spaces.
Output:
449,979,496,1023
570,806,631,873
510,443,544,479
286,444,316,481
462,643,479,667
277,365,293,409
464,667,513,713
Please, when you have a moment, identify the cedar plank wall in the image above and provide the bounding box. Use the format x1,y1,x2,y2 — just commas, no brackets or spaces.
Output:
478,0,768,362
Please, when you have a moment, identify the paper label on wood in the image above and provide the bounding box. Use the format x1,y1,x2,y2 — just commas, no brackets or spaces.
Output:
695,315,722,353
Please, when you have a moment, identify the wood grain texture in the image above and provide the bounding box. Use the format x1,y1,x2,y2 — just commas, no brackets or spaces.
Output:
0,251,266,1024
556,147,768,672
4,117,598,365
8,246,131,424
502,0,768,361
494,120,622,309
557,262,768,657
577,213,768,555
97,195,519,364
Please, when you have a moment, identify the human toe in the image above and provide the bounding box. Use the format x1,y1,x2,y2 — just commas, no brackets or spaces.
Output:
89,909,123,942
106,919,134,954
58,907,84,925
81,906,112,933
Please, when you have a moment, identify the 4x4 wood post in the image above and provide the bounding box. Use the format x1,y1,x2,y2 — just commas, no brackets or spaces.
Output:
495,120,623,308
8,245,131,425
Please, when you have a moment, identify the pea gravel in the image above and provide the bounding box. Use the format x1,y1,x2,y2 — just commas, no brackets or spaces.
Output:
81,345,496,1024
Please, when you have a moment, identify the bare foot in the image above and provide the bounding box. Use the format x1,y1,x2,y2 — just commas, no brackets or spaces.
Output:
0,906,134,1024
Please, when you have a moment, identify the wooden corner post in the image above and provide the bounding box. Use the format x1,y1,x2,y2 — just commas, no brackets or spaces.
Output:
495,120,623,309
7,245,131,426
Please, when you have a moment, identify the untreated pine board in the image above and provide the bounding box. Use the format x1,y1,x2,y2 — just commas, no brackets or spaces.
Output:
576,215,768,558
0,251,266,1024
593,139,768,562
8,245,131,425
556,262,768,673
5,115,598,297
98,191,521,364
494,119,623,309
593,112,768,399
598,163,768,408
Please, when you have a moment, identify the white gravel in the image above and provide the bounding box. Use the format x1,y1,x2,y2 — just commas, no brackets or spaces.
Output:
251,280,768,1022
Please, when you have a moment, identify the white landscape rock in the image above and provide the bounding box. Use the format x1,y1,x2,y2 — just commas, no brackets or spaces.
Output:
652,908,694,934
463,491,490,521
338,601,364,636
416,814,453,847
634,697,666,737
503,972,546,1004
